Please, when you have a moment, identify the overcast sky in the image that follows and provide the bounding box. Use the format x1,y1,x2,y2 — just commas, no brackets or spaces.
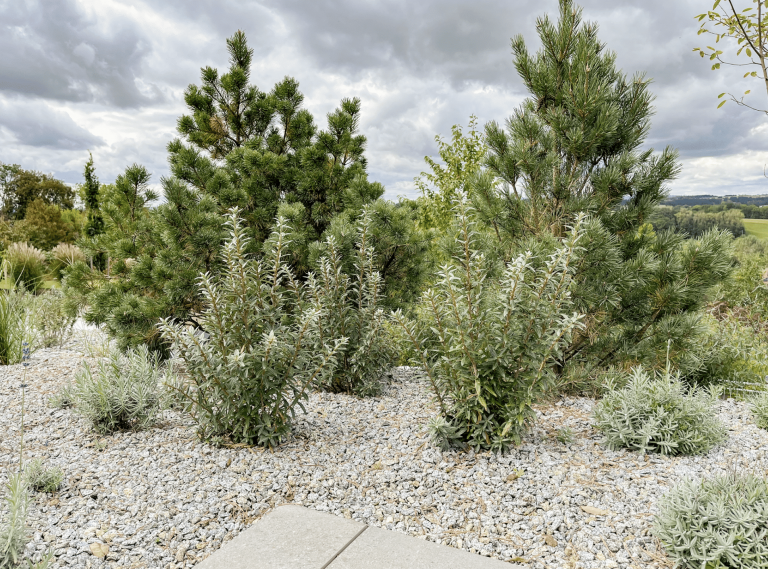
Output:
2,0,767,200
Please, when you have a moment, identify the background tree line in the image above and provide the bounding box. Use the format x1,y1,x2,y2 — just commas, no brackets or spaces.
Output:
0,163,84,251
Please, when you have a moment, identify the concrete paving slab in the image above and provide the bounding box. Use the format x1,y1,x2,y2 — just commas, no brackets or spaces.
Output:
195,505,365,569
328,525,513,569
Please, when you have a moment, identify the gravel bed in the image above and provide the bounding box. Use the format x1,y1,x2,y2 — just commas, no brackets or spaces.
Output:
1,331,767,569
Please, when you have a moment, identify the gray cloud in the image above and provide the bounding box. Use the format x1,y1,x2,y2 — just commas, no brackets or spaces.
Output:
0,0,160,107
1,0,767,197
0,97,104,149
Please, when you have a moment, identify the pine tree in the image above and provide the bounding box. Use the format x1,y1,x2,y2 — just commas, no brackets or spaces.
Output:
65,31,427,353
471,0,733,377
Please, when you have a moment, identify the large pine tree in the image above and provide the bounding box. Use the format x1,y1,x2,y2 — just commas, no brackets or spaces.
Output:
66,31,428,352
471,0,733,377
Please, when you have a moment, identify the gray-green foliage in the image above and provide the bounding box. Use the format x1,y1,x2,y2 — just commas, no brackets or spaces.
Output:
31,290,75,348
0,289,36,366
593,366,727,455
0,473,51,569
71,343,167,434
23,460,63,494
394,199,585,452
653,472,768,569
159,211,345,447
307,210,395,396
750,391,768,431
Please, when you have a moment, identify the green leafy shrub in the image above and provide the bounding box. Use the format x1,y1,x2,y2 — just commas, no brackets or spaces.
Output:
713,235,768,322
4,243,46,293
307,210,396,396
593,366,727,455
31,290,75,348
48,243,84,281
0,289,36,366
394,200,585,452
71,343,167,434
0,472,52,568
686,313,768,394
750,390,768,430
24,459,63,493
159,211,345,447
653,472,768,568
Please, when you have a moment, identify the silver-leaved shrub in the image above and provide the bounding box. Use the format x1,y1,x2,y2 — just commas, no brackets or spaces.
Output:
653,472,768,568
307,210,396,396
71,343,167,434
159,210,345,447
593,366,726,455
394,199,585,452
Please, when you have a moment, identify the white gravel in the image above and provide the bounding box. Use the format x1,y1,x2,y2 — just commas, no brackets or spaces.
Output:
1,331,767,569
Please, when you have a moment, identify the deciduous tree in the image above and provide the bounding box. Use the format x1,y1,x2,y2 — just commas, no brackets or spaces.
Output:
695,0,768,113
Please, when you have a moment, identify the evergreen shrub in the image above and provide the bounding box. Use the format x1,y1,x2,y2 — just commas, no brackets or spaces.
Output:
469,0,733,380
307,210,396,396
71,343,167,434
160,211,345,447
4,243,46,292
593,366,727,455
653,472,768,568
394,200,585,452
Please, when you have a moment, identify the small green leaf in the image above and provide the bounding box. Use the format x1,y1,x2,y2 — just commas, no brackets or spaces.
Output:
718,100,727,108
718,92,726,98
747,47,753,57
713,0,721,8
745,89,751,94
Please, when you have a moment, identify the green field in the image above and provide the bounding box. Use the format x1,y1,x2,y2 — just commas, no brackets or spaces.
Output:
744,218,768,240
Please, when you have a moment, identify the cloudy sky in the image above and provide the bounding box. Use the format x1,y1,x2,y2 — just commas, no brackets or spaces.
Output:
1,0,767,200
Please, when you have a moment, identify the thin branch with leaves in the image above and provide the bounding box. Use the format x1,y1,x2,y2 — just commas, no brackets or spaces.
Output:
695,0,768,113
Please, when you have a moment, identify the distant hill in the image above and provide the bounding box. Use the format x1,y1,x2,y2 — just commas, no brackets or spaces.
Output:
662,195,768,207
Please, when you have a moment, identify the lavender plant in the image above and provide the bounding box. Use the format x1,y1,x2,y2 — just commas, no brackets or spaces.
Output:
307,210,396,396
593,365,726,456
394,198,585,452
653,472,768,568
159,210,345,447
70,343,168,434
0,379,52,569
23,460,63,494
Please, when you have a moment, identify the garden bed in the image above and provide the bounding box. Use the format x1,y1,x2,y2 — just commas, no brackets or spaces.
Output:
1,331,767,569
